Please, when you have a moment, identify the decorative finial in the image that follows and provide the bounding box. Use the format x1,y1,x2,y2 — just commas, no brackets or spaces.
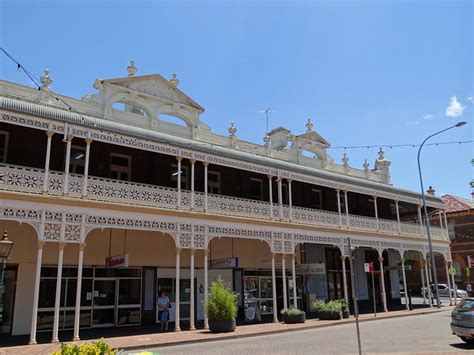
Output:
263,133,271,147
127,61,137,77
363,159,370,172
342,153,349,167
170,73,179,87
305,118,314,132
228,122,237,137
378,148,385,160
40,69,52,90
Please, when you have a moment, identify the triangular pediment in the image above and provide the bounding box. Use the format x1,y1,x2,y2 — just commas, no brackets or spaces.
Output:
297,130,330,147
103,74,204,112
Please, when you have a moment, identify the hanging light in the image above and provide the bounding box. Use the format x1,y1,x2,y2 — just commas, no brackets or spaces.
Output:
0,230,13,261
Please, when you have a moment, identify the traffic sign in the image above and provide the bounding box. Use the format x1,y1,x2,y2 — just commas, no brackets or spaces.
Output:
466,268,471,278
449,267,457,276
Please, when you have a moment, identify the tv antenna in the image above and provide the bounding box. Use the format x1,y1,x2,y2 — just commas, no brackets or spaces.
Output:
257,107,277,134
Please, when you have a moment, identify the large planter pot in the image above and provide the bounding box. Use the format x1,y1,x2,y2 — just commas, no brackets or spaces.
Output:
319,311,342,320
283,312,306,324
208,319,236,333
342,308,350,319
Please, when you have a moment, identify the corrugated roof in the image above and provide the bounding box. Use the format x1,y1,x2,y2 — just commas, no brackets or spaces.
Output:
442,194,474,213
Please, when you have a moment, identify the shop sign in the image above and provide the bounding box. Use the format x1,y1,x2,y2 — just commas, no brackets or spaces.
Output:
468,256,474,268
296,263,325,275
106,254,129,268
210,257,239,269
364,262,374,273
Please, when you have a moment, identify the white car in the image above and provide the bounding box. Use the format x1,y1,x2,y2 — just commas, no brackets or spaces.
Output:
421,283,468,299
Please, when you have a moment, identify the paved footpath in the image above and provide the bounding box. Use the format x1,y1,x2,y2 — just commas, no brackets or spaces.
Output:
131,309,474,355
0,305,463,355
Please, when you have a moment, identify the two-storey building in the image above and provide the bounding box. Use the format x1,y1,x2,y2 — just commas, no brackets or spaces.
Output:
0,63,453,343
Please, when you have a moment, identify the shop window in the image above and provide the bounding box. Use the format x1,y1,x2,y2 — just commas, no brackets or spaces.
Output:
110,153,131,181
311,188,322,209
0,131,9,163
207,170,221,194
250,178,263,200
171,164,190,190
70,145,85,174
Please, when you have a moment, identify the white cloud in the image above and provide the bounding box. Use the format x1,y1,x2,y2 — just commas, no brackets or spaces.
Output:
406,121,420,127
445,96,465,117
423,113,434,120
468,96,473,102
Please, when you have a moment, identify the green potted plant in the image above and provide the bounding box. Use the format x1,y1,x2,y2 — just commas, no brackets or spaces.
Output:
313,300,343,320
338,299,350,319
281,307,306,323
205,276,238,332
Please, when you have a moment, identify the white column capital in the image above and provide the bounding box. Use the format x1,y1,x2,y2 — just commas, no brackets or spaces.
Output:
176,156,183,162
85,138,93,145
46,130,54,138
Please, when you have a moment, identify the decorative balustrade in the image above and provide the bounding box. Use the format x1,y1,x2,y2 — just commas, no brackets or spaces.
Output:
207,193,272,220
291,206,341,229
0,164,448,241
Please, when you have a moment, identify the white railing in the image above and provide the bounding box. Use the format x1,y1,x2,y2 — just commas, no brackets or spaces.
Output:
207,193,272,220
0,164,448,241
291,206,341,229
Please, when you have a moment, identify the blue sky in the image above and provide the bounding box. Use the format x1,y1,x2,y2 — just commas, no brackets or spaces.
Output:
1,0,472,198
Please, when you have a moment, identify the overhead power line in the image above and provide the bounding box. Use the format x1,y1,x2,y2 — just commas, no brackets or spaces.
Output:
329,140,473,150
1,48,471,154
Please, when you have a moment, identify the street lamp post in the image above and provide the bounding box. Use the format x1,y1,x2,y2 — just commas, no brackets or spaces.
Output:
0,230,14,324
417,121,467,308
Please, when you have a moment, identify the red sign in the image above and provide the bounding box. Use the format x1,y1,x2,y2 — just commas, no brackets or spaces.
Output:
364,262,375,273
468,256,474,268
106,254,129,268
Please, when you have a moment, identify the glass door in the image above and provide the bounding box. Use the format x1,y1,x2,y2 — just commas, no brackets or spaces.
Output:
0,268,17,334
92,279,116,327
117,278,141,326
259,277,274,315
157,278,196,322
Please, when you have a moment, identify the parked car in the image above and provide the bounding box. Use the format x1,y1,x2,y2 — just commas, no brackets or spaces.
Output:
451,298,474,344
421,283,468,299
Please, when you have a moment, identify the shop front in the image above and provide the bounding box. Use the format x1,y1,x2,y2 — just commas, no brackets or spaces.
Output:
239,269,303,322
33,265,232,332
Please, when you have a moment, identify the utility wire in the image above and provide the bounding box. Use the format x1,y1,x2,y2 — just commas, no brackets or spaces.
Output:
1,47,85,120
1,48,471,154
329,140,473,150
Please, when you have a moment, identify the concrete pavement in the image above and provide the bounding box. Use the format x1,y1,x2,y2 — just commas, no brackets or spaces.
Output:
128,309,473,354
0,304,458,354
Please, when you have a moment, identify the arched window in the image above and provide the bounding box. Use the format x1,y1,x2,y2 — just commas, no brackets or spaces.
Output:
159,114,187,126
112,101,148,117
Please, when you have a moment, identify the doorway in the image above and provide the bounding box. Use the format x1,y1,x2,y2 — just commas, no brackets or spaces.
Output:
0,266,17,335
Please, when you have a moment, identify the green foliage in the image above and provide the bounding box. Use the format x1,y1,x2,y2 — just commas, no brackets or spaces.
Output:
52,338,117,355
325,300,343,313
312,300,343,314
312,300,327,312
205,275,238,321
280,308,305,316
338,298,349,310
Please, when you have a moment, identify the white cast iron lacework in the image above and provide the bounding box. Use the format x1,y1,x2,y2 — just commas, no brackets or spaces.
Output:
0,164,448,241
0,108,442,208
0,205,451,257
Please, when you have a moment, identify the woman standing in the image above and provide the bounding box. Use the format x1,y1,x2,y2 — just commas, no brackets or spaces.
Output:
157,290,171,331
